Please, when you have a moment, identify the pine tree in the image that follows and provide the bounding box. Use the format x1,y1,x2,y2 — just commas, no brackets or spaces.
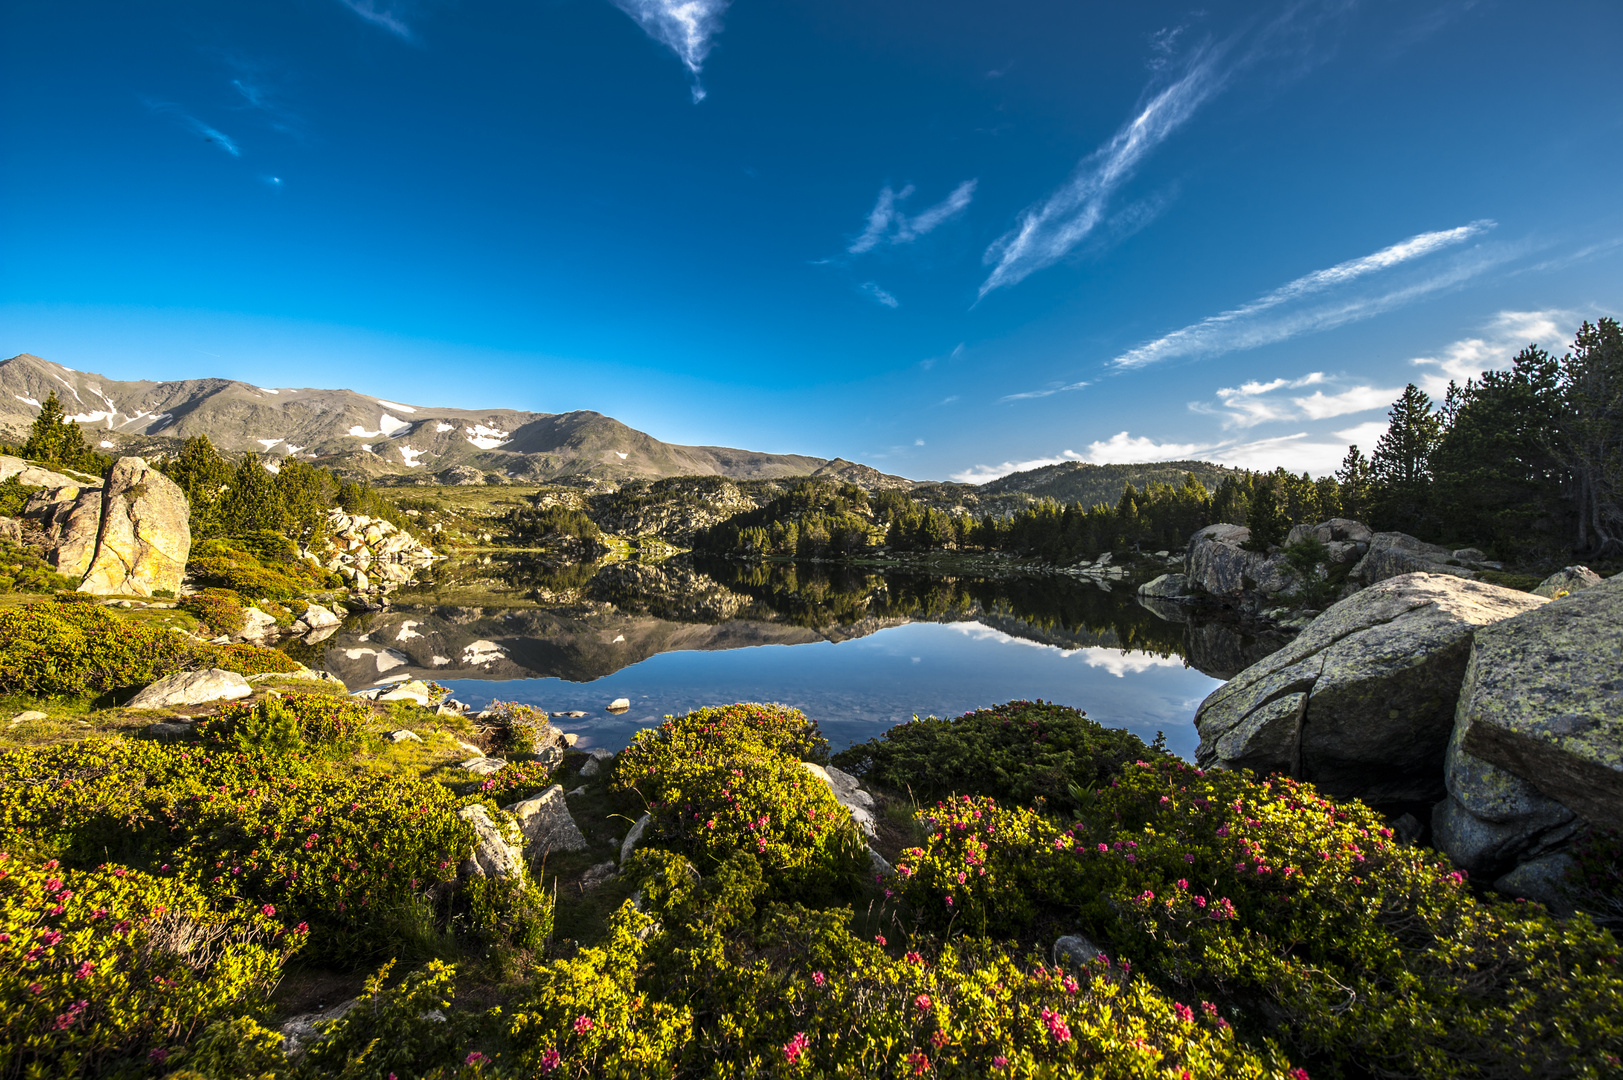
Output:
1370,384,1442,535
1335,446,1374,522
219,454,287,535
1552,318,1623,556
1243,479,1289,551
20,392,100,473
162,435,234,535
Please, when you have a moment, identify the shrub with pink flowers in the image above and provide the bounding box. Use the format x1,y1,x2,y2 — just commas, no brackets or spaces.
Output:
0,853,301,1077
894,758,1623,1077
615,705,866,898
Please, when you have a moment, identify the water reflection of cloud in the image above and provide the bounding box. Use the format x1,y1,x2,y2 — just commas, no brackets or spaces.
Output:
943,622,1187,676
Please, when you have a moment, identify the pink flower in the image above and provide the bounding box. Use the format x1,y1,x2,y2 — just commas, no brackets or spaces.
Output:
992,1055,1009,1068
1289,1070,1311,1080
944,895,953,907
906,1051,932,1075
1184,853,1195,864
464,1051,487,1065
1176,878,1188,890
1041,1008,1072,1043
1173,1002,1195,1024
782,1031,810,1064
874,934,887,946
538,1048,562,1073
573,1014,594,1034
148,1049,169,1064
914,994,932,1011
261,904,276,917
812,971,826,987
74,961,94,979
905,951,925,966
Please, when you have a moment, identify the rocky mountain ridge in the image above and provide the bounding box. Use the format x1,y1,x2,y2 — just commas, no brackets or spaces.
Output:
0,353,903,488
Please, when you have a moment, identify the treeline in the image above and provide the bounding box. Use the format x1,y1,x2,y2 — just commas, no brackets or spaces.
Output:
697,319,1623,566
160,435,414,543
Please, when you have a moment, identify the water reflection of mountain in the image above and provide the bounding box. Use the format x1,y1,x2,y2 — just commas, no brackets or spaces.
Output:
303,554,1282,687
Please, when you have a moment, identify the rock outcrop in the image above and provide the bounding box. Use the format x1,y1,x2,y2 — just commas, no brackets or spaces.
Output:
505,785,590,858
1194,573,1546,804
1347,532,1478,587
1184,524,1284,599
317,510,439,595
457,805,525,880
1532,566,1604,599
78,458,191,596
126,669,253,710
801,762,879,838
1451,576,1623,832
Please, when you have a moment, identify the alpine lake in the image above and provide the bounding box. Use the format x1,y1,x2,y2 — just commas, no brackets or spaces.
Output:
282,552,1291,760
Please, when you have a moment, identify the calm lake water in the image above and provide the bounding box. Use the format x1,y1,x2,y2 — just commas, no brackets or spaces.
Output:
304,557,1281,760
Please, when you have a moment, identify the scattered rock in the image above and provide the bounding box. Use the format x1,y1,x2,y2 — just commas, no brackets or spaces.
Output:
247,668,338,684
1532,565,1604,599
801,761,879,837
390,730,424,743
566,785,588,797
1054,933,1104,968
146,721,194,738
1492,851,1577,915
578,748,615,779
505,785,590,858
606,697,631,712
378,679,434,705
1194,573,1546,804
1452,576,1623,831
1137,573,1188,599
8,710,47,725
562,732,579,746
300,603,342,628
455,739,484,756
580,861,619,890
279,997,359,1056
459,757,506,776
620,813,651,863
126,669,252,710
78,458,192,597
457,805,525,880
561,710,588,718
234,607,281,645
867,847,894,878
1348,532,1477,587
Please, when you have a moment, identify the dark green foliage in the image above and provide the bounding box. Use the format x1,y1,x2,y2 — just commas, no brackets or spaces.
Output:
1280,537,1341,608
161,435,234,535
1241,482,1289,551
1552,318,1623,557
186,533,341,600
219,453,286,534
697,480,877,558
274,457,340,541
0,477,32,518
830,699,1162,815
17,392,104,474
502,504,602,548
1370,384,1444,535
1334,445,1373,522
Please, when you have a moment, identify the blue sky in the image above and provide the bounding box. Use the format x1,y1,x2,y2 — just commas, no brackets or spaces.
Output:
3,0,1620,481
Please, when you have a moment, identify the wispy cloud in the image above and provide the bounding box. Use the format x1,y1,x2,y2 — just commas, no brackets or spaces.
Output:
226,63,306,138
144,99,241,156
1333,420,1389,450
859,282,899,308
609,0,731,102
850,181,977,255
337,0,414,41
1110,221,1500,369
999,379,1090,402
1294,385,1401,420
1408,309,1575,397
1191,371,1397,427
979,45,1227,298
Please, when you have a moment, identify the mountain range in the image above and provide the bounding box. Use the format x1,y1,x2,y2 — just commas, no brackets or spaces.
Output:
0,353,891,487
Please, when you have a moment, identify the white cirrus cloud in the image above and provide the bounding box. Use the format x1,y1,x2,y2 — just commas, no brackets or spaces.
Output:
609,0,732,102
1293,385,1403,420
1332,420,1391,451
143,99,241,156
336,0,413,40
859,282,899,308
979,45,1228,299
999,380,1091,402
1409,309,1575,397
850,180,977,255
1111,221,1498,369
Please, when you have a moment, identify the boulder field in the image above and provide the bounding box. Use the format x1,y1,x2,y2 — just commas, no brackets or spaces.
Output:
1193,561,1619,908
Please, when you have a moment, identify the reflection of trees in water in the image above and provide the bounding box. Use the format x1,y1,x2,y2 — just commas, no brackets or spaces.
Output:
701,558,1187,658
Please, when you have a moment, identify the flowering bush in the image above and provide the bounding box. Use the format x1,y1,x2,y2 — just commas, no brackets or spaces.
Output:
445,756,559,805
0,853,301,1078
831,699,1162,813
187,640,302,677
178,588,247,636
894,760,1623,1077
616,705,864,899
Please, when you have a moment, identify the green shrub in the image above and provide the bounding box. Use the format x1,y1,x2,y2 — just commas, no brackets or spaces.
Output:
831,699,1160,814
301,959,487,1079
0,597,189,695
201,692,373,751
187,641,302,678
893,762,1623,1077
484,699,550,755
617,705,864,899
0,853,302,1078
0,538,80,595
186,534,340,601
179,588,247,636
0,476,35,518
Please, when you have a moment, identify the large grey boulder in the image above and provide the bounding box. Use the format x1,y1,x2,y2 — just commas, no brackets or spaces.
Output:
505,784,590,858
1138,573,1188,599
79,458,191,596
1452,576,1623,831
1347,532,1476,587
1532,566,1604,599
1185,524,1282,598
233,607,281,645
126,668,252,710
457,805,525,880
1286,518,1374,547
1194,573,1546,803
300,602,342,629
